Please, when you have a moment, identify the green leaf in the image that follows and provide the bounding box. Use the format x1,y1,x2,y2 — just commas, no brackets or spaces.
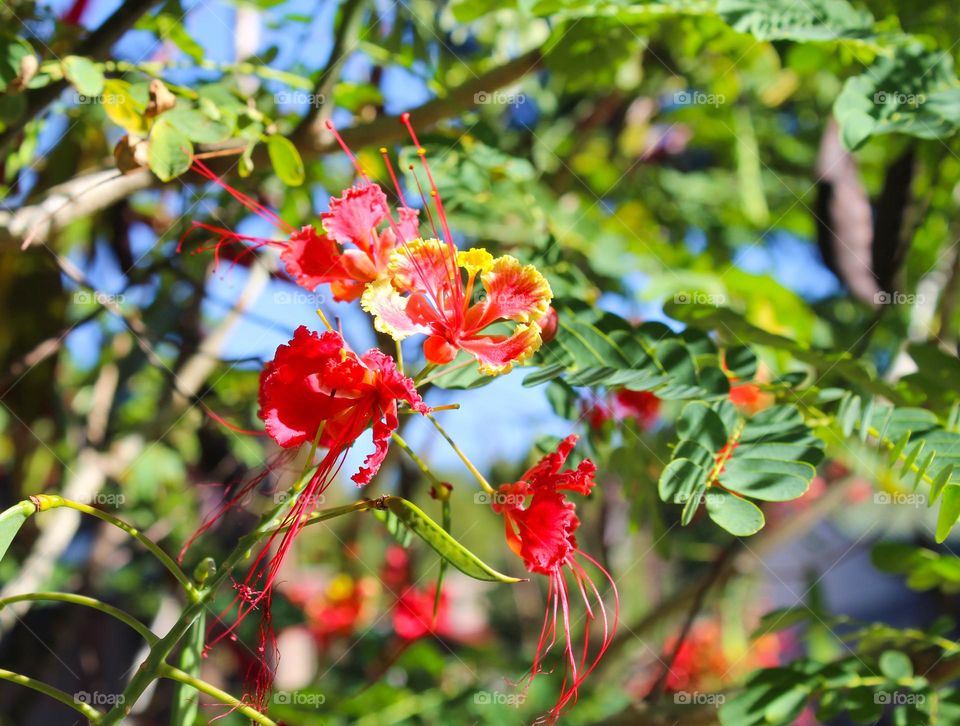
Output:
101,79,146,134
148,119,193,182
382,497,522,583
0,501,34,564
266,135,305,187
62,55,104,97
936,484,960,543
879,650,914,681
718,0,874,42
705,490,765,536
159,107,232,144
834,43,960,150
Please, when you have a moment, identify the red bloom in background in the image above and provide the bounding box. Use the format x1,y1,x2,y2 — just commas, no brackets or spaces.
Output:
180,161,419,302
301,574,375,648
582,389,661,430
491,435,618,724
613,389,661,427
728,382,774,415
392,585,450,641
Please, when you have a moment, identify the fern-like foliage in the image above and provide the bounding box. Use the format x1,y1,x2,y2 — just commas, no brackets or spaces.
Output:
831,392,960,542
659,399,825,536
522,302,730,399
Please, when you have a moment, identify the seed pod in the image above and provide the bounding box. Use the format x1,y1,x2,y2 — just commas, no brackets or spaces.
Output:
145,78,176,117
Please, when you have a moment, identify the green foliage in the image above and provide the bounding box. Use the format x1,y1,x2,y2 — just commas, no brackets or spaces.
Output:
659,400,824,535
717,0,874,42
525,303,729,399
835,43,960,149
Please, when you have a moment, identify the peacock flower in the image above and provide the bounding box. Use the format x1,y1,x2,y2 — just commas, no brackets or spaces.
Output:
199,326,428,710
490,434,618,724
180,161,419,302
361,239,553,374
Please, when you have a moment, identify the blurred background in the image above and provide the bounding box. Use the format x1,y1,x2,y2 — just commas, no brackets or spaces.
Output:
2,0,960,724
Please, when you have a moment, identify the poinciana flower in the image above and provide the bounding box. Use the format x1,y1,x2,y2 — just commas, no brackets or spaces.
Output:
192,325,428,709
362,240,553,374
490,434,618,723
323,114,554,374
180,160,419,302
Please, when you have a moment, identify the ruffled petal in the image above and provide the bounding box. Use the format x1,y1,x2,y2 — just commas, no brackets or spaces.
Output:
258,327,361,447
360,348,430,415
321,184,388,250
351,404,397,486
523,435,596,496
467,255,553,331
361,279,432,341
458,323,542,375
279,226,347,291
388,237,458,298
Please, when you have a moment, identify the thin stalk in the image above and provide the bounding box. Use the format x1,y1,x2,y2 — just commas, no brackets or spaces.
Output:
0,593,157,645
426,414,494,494
159,664,279,726
0,668,102,721
100,496,370,724
390,432,443,488
29,496,195,597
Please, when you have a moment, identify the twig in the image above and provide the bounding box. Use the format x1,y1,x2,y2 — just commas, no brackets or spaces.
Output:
646,540,739,701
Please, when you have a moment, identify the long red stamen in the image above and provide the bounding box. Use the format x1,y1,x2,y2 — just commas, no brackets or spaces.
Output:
191,159,294,234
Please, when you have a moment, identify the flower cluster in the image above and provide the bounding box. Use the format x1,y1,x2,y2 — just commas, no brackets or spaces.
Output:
181,115,611,722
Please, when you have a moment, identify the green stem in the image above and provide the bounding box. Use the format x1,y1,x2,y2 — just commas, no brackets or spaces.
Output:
159,664,279,726
0,593,157,645
426,414,494,494
100,497,371,724
0,667,103,721
390,432,443,488
30,496,196,597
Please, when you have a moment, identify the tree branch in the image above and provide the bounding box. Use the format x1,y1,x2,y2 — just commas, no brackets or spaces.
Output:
1,49,542,248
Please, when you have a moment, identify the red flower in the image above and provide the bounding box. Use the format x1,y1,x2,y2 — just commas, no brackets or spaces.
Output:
491,435,618,724
324,114,553,375
180,161,419,302
201,327,427,709
728,382,773,414
392,585,450,641
613,389,661,428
